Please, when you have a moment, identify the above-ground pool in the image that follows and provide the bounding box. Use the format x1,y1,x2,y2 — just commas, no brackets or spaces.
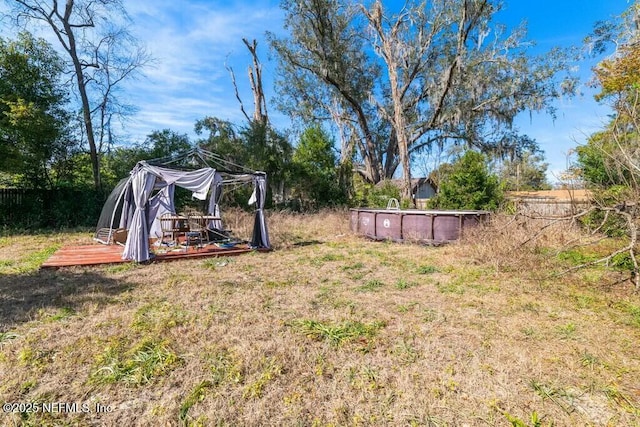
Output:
350,208,489,243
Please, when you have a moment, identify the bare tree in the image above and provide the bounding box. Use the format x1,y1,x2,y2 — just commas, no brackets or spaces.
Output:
227,38,269,126
243,38,268,126
6,0,150,189
91,28,151,155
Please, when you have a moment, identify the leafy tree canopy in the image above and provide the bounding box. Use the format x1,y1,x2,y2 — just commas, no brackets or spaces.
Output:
291,125,345,207
270,0,576,203
97,129,191,188
195,117,293,206
496,150,551,191
0,31,70,187
429,150,503,211
577,2,640,197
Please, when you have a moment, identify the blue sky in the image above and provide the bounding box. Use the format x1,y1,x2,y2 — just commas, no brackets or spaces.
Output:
1,0,634,183
119,0,285,138
494,0,632,182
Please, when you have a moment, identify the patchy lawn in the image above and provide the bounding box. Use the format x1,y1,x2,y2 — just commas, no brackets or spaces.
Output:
0,210,639,426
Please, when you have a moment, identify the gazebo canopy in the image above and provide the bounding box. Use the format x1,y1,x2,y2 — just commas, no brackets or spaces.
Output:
95,148,270,262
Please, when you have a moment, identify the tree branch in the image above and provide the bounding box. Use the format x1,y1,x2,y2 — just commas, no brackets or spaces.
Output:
225,61,251,123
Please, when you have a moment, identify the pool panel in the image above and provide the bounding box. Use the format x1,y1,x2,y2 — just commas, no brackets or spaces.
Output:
350,209,488,243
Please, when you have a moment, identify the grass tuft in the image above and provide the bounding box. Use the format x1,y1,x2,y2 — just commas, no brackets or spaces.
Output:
501,409,547,427
46,307,76,322
0,331,19,343
206,348,244,386
179,380,213,423
624,303,640,328
243,357,282,399
395,279,418,290
436,279,466,294
202,257,233,270
91,338,181,386
556,322,577,340
131,301,189,333
416,264,438,275
0,244,60,274
556,248,601,266
529,380,575,415
357,279,385,292
18,346,54,368
603,384,639,414
289,319,385,346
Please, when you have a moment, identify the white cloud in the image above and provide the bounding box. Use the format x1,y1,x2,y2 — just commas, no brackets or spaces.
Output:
0,0,277,144
118,0,284,143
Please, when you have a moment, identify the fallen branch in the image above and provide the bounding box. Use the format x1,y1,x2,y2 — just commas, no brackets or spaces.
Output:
514,207,596,248
546,206,639,291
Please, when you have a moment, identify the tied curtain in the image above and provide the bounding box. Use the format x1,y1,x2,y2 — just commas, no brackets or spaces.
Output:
250,173,270,249
121,162,217,262
122,167,156,262
206,172,224,230
147,184,176,240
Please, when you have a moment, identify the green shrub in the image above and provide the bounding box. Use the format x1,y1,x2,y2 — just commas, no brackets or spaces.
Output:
353,178,408,208
429,151,503,211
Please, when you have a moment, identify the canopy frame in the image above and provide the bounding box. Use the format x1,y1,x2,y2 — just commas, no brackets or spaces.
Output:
95,149,270,262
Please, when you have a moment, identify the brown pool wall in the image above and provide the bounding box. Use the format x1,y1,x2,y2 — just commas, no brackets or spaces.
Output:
349,208,489,243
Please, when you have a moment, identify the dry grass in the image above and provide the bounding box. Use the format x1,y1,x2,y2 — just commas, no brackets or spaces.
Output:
0,209,639,426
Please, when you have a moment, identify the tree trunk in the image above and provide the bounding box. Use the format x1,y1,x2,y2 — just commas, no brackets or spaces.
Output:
59,0,100,190
243,39,268,126
388,68,412,203
71,55,101,190
365,1,412,202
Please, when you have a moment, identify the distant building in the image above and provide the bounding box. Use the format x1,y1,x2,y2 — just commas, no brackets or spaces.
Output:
376,178,437,208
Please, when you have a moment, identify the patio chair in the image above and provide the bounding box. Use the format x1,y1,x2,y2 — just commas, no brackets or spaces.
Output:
186,214,208,250
160,214,188,247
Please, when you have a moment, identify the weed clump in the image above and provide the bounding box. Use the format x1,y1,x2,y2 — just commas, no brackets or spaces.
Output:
91,338,181,386
288,319,385,346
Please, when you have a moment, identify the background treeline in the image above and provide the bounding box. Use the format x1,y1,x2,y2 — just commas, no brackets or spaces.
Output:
0,27,551,228
1,0,638,230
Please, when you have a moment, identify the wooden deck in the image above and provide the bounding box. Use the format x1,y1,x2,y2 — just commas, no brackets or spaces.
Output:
41,242,261,269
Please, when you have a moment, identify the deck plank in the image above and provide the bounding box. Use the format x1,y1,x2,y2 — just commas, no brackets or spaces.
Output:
41,243,260,268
